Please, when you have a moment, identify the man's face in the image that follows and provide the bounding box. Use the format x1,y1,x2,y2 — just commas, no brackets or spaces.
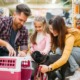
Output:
13,12,28,30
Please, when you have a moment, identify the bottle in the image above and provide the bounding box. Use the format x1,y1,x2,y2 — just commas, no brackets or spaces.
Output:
74,0,79,14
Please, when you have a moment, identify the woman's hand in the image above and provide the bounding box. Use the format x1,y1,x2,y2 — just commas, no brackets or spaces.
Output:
40,65,49,73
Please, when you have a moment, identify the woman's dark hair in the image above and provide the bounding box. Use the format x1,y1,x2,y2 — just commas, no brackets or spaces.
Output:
16,4,31,16
49,16,68,50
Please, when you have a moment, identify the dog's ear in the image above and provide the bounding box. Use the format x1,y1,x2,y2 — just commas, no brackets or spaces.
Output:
31,51,42,58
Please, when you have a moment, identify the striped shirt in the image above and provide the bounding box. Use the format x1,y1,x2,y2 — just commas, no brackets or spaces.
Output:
0,16,28,51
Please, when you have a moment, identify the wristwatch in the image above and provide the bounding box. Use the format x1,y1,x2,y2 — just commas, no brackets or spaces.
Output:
48,65,53,71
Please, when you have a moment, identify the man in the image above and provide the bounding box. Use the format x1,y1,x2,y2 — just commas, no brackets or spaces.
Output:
0,4,31,56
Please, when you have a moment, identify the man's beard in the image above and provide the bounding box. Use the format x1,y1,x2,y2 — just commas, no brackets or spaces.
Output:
14,23,22,30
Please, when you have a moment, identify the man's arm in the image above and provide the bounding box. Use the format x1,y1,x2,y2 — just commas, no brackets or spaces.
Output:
0,39,16,56
0,17,3,33
0,39,7,46
18,28,28,57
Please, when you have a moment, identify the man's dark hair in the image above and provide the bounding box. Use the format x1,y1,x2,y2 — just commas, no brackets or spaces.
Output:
16,4,31,16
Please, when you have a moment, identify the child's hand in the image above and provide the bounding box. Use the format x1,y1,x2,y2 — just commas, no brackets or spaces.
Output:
30,50,34,54
41,51,46,55
18,51,26,57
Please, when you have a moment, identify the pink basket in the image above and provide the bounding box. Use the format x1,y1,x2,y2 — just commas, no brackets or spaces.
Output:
0,57,32,80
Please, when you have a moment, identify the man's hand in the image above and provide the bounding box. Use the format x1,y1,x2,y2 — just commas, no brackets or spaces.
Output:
18,51,26,57
6,43,16,56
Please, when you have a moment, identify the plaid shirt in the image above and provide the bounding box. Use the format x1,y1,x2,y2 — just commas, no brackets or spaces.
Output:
0,16,28,51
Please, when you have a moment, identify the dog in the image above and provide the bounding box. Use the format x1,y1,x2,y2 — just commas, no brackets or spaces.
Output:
31,51,68,80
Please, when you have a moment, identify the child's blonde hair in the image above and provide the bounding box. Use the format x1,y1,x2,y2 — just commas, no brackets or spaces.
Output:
34,16,47,33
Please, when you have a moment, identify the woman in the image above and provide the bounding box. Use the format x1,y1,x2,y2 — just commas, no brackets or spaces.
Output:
40,16,80,80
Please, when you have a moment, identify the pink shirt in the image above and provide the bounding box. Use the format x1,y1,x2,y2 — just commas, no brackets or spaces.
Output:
30,33,51,54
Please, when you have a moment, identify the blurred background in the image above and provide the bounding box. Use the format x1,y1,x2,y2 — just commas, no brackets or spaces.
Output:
0,0,80,36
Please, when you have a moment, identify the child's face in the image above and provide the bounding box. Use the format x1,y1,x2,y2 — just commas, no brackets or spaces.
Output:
34,21,44,32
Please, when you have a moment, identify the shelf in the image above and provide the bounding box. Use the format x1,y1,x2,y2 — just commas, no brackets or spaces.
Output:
72,0,80,27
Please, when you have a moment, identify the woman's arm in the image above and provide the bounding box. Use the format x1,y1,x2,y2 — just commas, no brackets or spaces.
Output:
50,35,75,70
41,34,75,73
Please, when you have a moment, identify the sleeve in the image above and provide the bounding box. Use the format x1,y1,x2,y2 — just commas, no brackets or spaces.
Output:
41,34,51,54
20,29,28,51
49,35,75,70
30,43,34,52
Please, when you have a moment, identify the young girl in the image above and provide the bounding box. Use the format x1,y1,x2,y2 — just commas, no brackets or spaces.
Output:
30,16,51,80
30,16,51,55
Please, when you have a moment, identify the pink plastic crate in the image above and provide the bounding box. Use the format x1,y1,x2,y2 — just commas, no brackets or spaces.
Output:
0,57,32,80
0,58,16,68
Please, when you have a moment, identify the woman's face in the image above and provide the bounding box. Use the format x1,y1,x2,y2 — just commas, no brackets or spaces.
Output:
34,21,44,32
49,25,58,37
